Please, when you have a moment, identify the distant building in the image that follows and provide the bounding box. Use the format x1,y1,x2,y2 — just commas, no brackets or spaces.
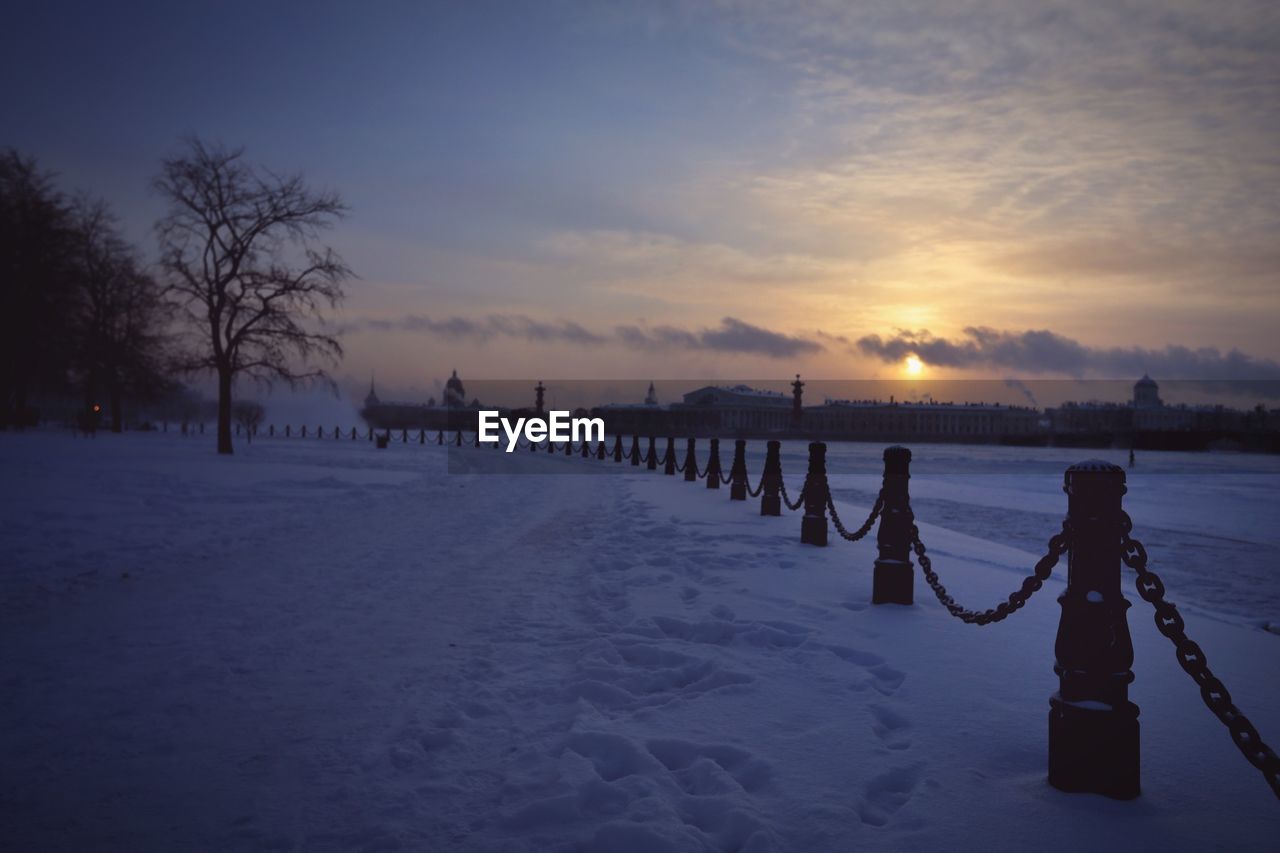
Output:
673,385,793,433
443,370,467,407
1043,374,1273,449
359,371,493,430
1133,374,1161,409
805,399,1041,441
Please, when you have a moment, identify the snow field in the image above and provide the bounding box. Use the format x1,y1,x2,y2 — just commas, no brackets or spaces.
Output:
1,432,1277,851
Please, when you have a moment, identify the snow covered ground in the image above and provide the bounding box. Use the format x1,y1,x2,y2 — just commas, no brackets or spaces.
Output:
2,431,1278,851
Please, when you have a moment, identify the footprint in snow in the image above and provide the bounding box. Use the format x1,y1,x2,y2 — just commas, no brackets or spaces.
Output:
868,704,912,750
857,763,927,827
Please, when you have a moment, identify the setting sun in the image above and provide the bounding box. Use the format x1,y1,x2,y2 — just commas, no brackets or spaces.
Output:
905,355,924,376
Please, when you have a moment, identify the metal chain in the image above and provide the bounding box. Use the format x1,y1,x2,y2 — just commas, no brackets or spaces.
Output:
747,474,765,498
720,470,733,485
778,479,805,511
828,492,884,542
914,523,1069,625
1119,512,1280,800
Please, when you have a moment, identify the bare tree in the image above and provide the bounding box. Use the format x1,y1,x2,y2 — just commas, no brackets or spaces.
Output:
69,198,170,432
154,138,351,454
232,400,265,443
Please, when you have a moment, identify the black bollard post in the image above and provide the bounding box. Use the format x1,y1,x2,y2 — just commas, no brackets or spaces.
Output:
728,439,748,500
368,427,374,442
872,446,914,604
436,429,443,445
403,429,408,444
1048,460,1139,800
597,440,606,460
565,439,573,456
759,440,782,516
705,438,722,489
269,424,275,437
455,430,463,447
351,427,357,440
663,437,676,475
547,438,555,454
317,425,323,439
581,440,590,458
475,431,481,447
419,429,425,444
646,435,658,470
799,442,828,545
236,424,241,437
613,434,624,463
301,425,307,438
629,435,641,466
286,425,291,438
335,425,340,440
683,437,698,482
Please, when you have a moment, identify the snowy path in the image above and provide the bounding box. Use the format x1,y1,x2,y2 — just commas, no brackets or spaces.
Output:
2,433,1278,851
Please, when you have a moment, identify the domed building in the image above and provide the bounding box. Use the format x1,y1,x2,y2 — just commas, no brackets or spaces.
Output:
1134,374,1162,409
443,370,466,407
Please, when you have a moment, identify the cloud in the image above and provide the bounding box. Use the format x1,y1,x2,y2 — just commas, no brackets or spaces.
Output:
353,314,609,346
615,317,824,357
350,314,825,359
857,327,1280,384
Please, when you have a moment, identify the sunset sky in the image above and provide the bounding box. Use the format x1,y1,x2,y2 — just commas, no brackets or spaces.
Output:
7,0,1280,402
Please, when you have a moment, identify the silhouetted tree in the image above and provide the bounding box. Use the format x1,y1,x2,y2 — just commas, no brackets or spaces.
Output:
154,138,351,454
0,150,76,427
68,198,171,432
232,400,265,443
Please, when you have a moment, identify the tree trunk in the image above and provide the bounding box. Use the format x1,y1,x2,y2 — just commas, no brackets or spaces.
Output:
109,381,123,433
14,378,28,429
217,368,234,455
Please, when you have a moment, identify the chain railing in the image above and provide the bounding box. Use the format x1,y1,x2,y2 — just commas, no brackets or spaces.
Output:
913,523,1069,625
828,491,884,543
778,479,805,511
1120,513,1280,800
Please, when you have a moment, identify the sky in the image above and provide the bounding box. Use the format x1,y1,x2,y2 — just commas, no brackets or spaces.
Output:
5,0,1280,405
